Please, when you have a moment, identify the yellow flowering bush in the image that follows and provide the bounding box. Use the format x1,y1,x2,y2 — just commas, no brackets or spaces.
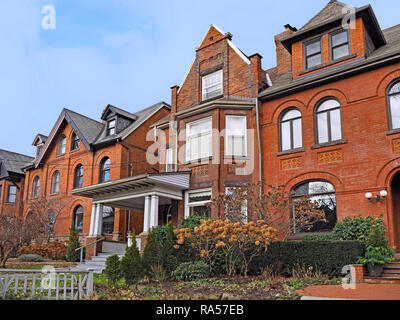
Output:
174,219,277,277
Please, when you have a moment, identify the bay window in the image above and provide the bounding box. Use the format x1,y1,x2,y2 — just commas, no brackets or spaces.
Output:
225,116,247,157
186,117,212,162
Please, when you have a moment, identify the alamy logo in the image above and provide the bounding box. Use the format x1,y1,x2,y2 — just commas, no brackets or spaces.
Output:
342,5,356,30
41,5,56,30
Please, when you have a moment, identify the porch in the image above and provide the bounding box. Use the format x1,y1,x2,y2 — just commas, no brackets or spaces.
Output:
70,172,190,258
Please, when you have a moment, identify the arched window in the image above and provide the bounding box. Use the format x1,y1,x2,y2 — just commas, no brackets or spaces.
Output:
315,99,342,144
290,180,337,234
73,206,84,232
57,135,66,155
32,176,40,199
71,132,80,151
73,165,84,189
102,206,115,235
99,157,111,183
51,171,60,194
387,80,400,130
279,108,302,151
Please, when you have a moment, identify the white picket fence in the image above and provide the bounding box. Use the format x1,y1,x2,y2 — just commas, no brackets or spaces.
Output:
0,268,94,300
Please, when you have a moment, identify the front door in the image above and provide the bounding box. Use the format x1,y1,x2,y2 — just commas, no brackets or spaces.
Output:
391,173,400,252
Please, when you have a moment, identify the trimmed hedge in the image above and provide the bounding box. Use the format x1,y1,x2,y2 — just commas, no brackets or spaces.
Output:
249,241,365,277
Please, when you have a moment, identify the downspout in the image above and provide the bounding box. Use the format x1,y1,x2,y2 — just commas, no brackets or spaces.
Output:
255,97,263,199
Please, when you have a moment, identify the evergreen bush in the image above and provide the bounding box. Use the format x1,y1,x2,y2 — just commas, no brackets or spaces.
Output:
65,226,81,262
171,261,210,281
18,254,43,262
104,254,122,287
120,240,144,286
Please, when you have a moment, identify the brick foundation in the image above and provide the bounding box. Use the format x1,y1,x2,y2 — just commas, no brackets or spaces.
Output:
351,264,365,283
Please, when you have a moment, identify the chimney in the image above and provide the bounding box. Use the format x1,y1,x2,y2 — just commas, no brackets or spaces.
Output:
170,85,179,120
275,24,297,75
249,53,264,95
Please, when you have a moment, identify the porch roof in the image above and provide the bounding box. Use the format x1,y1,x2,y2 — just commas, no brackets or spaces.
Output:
70,171,191,200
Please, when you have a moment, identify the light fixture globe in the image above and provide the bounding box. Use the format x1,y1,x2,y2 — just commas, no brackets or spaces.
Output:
380,190,388,198
365,192,373,200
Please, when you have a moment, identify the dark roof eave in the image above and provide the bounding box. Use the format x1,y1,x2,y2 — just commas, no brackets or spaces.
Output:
281,5,386,53
258,52,400,101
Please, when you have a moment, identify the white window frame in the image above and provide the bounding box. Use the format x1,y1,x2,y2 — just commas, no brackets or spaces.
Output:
184,188,212,218
225,187,248,224
165,147,174,172
186,117,213,162
202,69,223,101
225,115,247,157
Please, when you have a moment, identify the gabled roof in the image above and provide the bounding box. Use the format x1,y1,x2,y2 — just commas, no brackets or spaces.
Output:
0,149,34,179
177,24,251,94
32,134,48,146
33,108,104,167
299,0,349,32
93,101,171,145
101,104,138,121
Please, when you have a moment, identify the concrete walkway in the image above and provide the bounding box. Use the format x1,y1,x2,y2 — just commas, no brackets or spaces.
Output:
297,283,400,300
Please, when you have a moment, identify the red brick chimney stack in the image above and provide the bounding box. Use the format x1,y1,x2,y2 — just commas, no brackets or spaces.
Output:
275,24,297,75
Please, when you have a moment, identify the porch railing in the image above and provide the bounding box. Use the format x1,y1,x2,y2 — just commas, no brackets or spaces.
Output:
75,237,104,264
0,268,94,300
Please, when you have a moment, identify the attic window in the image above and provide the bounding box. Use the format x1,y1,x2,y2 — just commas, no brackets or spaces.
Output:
107,119,116,136
330,30,350,61
304,38,322,69
71,133,80,151
202,69,223,101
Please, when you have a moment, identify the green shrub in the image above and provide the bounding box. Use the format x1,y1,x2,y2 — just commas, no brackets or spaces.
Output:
153,225,168,246
120,242,144,286
333,216,384,243
142,229,162,276
365,221,389,248
302,234,339,241
358,246,395,266
161,222,178,275
171,261,210,281
18,254,43,262
104,254,122,287
249,241,365,277
65,226,81,262
179,215,210,231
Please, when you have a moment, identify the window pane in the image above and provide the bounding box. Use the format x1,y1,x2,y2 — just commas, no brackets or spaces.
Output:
292,118,303,149
390,82,400,95
202,70,223,100
307,54,322,69
331,31,348,47
317,113,329,143
8,186,16,203
282,110,301,122
281,121,291,151
390,94,400,129
102,206,114,234
317,99,340,112
190,205,211,217
189,118,212,135
333,44,349,60
330,109,342,141
306,41,321,56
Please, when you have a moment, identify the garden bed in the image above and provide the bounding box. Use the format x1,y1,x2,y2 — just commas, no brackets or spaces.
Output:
91,275,341,300
4,258,76,269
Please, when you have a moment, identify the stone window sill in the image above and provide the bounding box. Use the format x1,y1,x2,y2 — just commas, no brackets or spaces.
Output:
311,139,348,150
386,129,400,136
277,148,305,157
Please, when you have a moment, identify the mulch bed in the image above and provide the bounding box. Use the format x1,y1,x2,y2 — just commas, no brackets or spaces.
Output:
5,259,76,268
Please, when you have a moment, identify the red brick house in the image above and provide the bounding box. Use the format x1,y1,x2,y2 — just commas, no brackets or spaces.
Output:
22,103,170,256
258,1,400,249
0,149,33,217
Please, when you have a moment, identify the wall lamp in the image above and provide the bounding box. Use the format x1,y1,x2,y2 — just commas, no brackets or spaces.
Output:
365,190,388,203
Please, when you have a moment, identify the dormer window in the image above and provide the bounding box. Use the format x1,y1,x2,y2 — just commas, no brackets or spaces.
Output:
57,135,66,155
304,38,322,69
107,119,116,136
330,30,350,61
202,70,223,101
71,132,80,151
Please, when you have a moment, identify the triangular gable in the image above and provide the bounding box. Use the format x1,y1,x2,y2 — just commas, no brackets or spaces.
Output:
34,109,103,167
177,24,250,94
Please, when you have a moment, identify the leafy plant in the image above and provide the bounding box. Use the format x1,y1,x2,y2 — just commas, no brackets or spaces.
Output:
171,261,210,281
142,228,162,275
333,216,384,243
358,246,395,266
104,254,122,287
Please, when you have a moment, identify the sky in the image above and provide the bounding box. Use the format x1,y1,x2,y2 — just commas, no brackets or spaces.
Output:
0,0,398,156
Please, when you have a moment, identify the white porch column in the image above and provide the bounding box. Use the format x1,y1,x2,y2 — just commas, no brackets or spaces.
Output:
89,203,97,236
143,196,151,233
150,195,159,229
94,204,103,236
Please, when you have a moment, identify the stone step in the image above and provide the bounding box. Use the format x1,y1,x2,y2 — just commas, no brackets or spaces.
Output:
385,262,400,268
364,276,400,284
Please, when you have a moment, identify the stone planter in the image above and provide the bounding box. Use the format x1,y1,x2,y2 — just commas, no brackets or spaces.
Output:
367,263,384,277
